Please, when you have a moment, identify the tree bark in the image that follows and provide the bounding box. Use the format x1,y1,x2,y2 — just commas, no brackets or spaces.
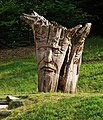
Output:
60,23,92,93
0,100,8,105
21,11,91,93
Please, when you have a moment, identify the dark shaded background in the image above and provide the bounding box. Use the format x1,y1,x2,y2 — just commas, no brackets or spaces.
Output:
0,0,103,48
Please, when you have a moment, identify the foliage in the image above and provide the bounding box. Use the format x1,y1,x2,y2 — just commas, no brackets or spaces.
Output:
72,0,103,34
0,0,34,48
0,0,95,48
33,1,93,27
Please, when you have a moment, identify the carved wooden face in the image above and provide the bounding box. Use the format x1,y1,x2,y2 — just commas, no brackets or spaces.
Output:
34,24,70,91
21,12,91,93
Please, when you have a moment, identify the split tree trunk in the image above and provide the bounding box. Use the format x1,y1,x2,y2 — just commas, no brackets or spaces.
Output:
21,11,91,93
58,24,91,93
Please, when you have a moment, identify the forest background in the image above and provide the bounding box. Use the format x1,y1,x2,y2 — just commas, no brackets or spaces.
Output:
0,0,103,48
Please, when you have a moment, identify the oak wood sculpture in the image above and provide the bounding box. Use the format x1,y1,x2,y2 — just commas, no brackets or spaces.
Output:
20,11,91,93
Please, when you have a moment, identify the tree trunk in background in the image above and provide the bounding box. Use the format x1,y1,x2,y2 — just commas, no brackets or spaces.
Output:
21,11,91,93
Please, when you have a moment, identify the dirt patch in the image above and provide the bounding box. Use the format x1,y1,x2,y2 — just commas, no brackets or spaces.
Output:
0,46,35,61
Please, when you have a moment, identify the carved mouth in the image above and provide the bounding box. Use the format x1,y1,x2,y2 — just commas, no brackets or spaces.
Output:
40,66,56,72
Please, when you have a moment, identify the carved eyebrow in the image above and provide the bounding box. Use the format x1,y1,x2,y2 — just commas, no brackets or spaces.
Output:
37,45,51,50
37,45,64,53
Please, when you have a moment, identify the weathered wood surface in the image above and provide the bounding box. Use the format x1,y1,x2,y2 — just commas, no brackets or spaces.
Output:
0,96,24,119
0,105,8,109
8,100,24,105
61,23,92,93
6,95,19,102
0,100,8,105
21,11,91,93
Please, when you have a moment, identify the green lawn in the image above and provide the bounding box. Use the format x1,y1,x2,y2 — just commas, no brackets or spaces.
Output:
0,35,103,119
0,57,38,94
0,35,103,94
0,57,103,94
83,35,103,62
4,93,103,120
78,62,103,93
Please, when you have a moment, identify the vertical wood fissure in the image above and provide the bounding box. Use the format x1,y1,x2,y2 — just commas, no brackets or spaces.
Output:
21,12,91,93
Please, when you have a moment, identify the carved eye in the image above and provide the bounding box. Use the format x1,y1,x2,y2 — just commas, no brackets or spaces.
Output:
53,49,61,55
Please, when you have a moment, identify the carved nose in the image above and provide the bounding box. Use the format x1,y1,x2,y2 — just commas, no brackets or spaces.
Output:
44,49,52,62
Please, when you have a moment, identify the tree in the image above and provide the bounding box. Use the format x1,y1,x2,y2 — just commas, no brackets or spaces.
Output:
72,0,103,35
21,12,91,93
0,0,34,48
0,0,94,48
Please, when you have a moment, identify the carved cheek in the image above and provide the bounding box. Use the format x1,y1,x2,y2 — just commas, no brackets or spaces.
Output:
36,49,45,64
52,54,64,70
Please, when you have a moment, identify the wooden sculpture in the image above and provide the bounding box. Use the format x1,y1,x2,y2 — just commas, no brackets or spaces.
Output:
20,11,91,93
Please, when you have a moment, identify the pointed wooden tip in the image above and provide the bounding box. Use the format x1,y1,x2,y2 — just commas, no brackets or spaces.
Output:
86,23,92,26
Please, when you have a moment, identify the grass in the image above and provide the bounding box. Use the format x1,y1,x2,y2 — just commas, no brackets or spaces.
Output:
0,56,38,94
4,93,103,120
78,61,103,93
0,35,103,119
83,35,103,62
0,35,103,95
0,57,103,94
